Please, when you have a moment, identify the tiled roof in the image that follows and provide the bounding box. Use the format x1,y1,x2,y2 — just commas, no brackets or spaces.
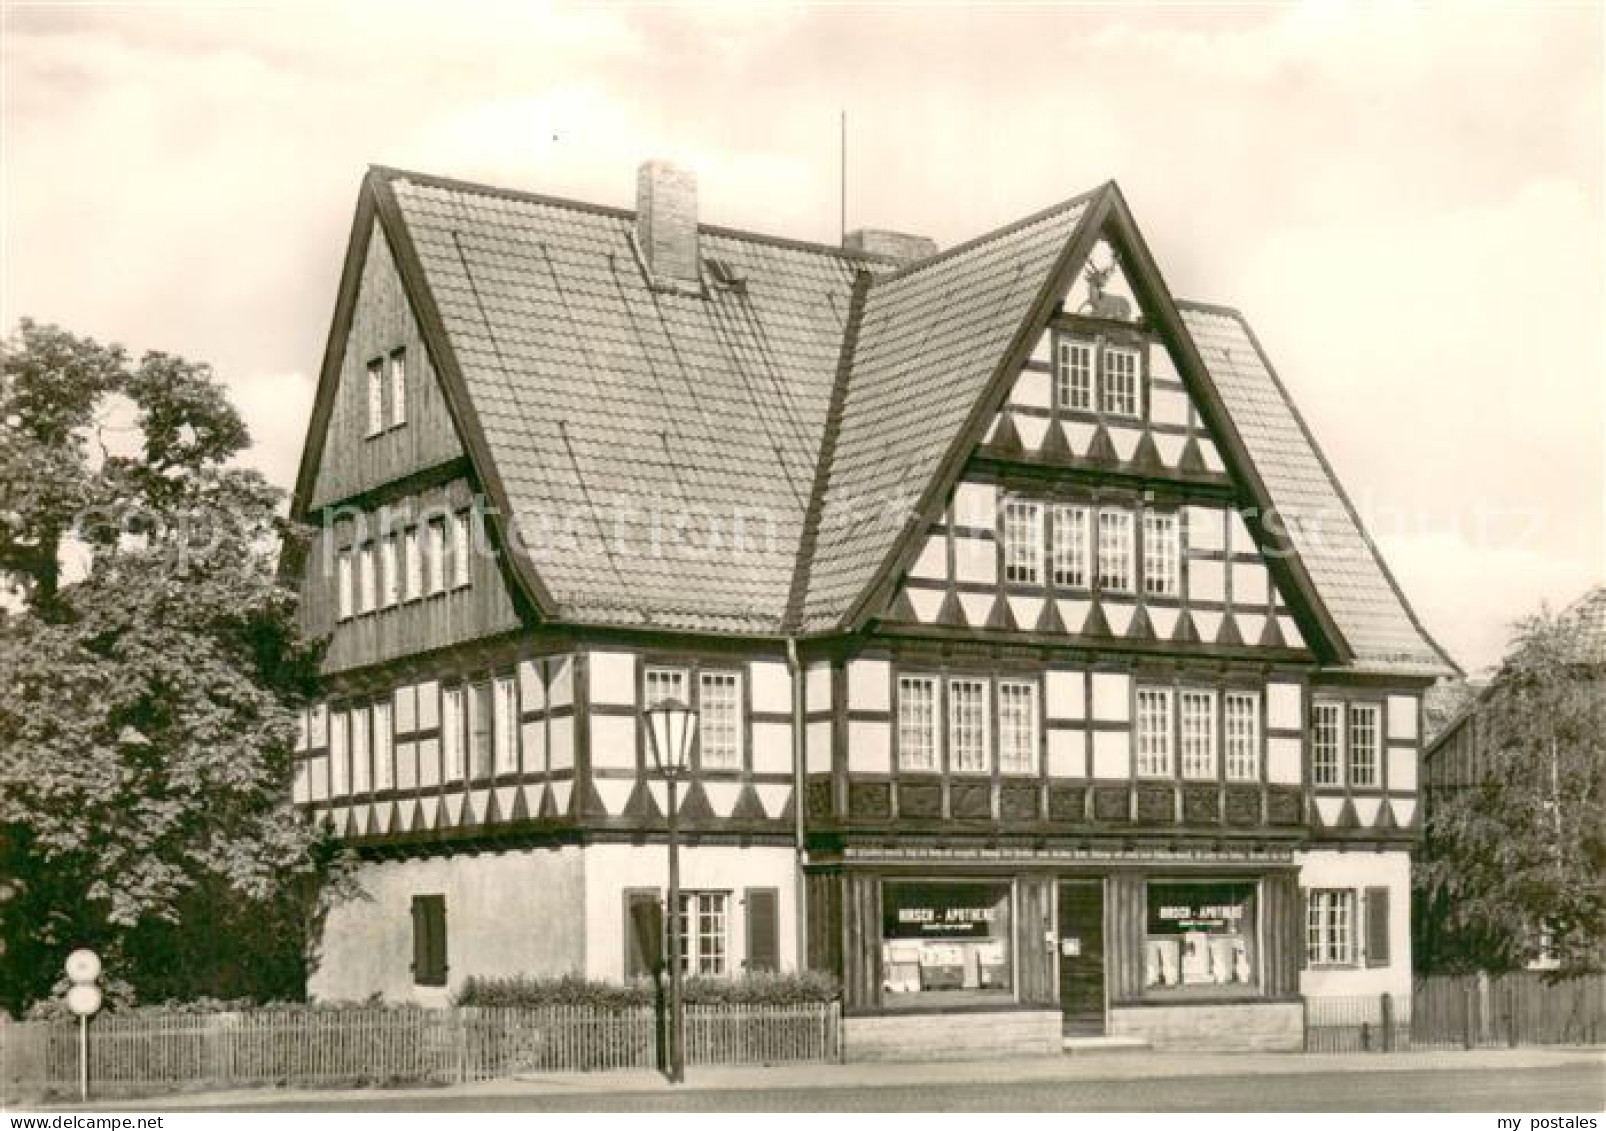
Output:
1179,304,1455,675
366,168,1450,675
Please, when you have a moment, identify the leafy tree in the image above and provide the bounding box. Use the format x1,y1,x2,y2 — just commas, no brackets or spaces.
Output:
0,318,339,1014
1416,604,1606,975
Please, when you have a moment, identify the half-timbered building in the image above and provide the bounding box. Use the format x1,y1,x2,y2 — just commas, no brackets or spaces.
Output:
288,160,1456,1054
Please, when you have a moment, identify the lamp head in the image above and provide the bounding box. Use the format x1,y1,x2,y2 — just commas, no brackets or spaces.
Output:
645,697,697,777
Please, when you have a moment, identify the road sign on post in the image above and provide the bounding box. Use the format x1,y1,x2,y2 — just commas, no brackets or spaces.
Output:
63,949,102,1102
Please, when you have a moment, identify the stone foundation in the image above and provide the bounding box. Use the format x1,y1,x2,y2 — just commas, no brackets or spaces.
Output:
1107,1000,1303,1051
844,1009,1062,1062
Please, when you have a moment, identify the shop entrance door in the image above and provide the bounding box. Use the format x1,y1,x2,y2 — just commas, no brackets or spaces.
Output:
1057,880,1105,1036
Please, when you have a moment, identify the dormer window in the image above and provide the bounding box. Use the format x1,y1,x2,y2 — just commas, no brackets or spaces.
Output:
1101,345,1140,418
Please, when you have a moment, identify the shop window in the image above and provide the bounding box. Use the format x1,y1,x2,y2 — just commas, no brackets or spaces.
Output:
881,881,1012,1008
897,675,939,771
1145,881,1257,996
1306,888,1356,966
675,891,729,975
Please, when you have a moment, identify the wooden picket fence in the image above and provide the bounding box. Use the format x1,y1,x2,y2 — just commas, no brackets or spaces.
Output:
1305,973,1606,1052
0,1001,841,1101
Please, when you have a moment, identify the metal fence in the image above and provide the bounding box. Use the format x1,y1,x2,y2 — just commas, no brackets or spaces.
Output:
1306,973,1606,1052
0,1001,842,1102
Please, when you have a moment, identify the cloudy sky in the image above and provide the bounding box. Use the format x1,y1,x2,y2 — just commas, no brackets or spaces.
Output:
3,1,1600,673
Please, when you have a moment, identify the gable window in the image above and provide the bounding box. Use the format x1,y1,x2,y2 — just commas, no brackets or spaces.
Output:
336,548,354,621
380,533,400,609
1224,691,1260,782
1002,500,1043,585
1056,338,1093,412
947,678,990,773
1312,701,1343,787
675,891,729,976
493,675,519,776
451,512,473,589
442,686,466,782
998,680,1039,775
645,666,688,708
1306,889,1356,966
1143,511,1179,597
1101,346,1140,418
388,349,407,428
1097,509,1134,593
698,671,742,770
365,359,385,438
403,528,423,602
357,543,377,615
897,675,939,772
1349,703,1380,787
1051,505,1090,589
1136,687,1173,777
426,517,448,596
1178,689,1216,779
374,700,394,791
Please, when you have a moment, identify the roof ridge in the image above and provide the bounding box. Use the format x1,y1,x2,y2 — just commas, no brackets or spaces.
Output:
368,164,900,265
872,183,1105,284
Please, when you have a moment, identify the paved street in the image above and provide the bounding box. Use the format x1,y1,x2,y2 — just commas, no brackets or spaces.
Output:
66,1052,1602,1114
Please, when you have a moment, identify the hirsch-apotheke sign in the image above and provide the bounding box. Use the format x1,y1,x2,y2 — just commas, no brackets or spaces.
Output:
882,882,1007,939
1146,882,1255,934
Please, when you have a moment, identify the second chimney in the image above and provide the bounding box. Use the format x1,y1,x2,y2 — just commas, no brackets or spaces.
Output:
636,160,700,286
843,228,938,266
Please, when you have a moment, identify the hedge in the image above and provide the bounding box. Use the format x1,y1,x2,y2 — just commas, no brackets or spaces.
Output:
454,971,840,1009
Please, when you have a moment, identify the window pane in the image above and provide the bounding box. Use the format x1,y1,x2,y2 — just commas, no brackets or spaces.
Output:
388,349,407,427
1179,689,1215,779
426,518,447,596
451,512,472,589
881,882,1012,1005
374,702,394,791
330,709,349,797
493,676,519,776
1056,339,1093,411
1224,692,1260,781
1003,501,1042,585
442,687,465,782
351,706,371,794
947,678,990,773
1136,687,1173,777
380,534,400,609
897,676,939,772
1051,506,1089,589
336,550,354,620
1145,882,1256,993
675,891,728,976
1143,512,1178,597
469,682,493,779
1098,510,1133,593
404,528,422,602
1101,346,1140,417
1349,704,1379,787
358,544,377,614
699,672,742,770
366,359,384,437
645,667,688,708
1312,702,1343,786
998,681,1039,774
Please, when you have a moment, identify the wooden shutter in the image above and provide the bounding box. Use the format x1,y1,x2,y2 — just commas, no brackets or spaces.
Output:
412,894,447,986
745,888,780,973
1365,886,1391,968
624,888,663,978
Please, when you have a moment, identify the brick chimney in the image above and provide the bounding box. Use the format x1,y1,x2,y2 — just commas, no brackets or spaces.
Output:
636,160,700,286
843,228,938,266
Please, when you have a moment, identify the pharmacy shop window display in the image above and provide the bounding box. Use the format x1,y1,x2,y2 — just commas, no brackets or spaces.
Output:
881,881,1012,1008
1145,881,1258,997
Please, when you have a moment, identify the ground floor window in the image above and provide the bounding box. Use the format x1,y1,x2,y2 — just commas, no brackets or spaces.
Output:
1145,880,1257,995
881,881,1012,1008
1306,888,1356,966
676,891,729,975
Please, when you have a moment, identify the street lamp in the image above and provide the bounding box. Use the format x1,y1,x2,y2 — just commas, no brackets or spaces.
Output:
644,696,697,1084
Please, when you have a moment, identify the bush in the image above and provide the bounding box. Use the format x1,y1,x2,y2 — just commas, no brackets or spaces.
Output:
455,970,839,1009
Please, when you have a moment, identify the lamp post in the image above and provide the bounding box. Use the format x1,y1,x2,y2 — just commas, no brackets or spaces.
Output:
644,696,697,1084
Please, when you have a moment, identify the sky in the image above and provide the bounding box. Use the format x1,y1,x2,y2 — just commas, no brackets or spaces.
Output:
2,0,1601,675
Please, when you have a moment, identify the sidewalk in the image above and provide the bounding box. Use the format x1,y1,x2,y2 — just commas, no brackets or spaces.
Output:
26,1045,1605,1112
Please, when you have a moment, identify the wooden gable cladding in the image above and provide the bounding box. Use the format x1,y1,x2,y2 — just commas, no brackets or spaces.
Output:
309,218,468,511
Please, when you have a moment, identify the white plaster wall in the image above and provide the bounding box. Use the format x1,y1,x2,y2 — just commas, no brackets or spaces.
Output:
1266,683,1301,730
1295,849,1413,1001
1045,669,1086,720
750,661,791,715
847,659,891,711
588,650,637,707
848,719,891,773
582,843,798,981
1091,672,1132,722
310,847,586,1004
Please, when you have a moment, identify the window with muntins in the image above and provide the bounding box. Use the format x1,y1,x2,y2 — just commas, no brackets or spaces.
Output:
1101,346,1140,418
1307,889,1356,966
645,666,688,708
1224,692,1260,781
1097,509,1134,593
442,686,465,782
1349,703,1379,787
897,676,939,771
1052,505,1090,589
1312,701,1343,786
1178,689,1216,780
1003,500,1043,585
676,891,729,976
1056,338,1093,411
998,680,1039,774
493,676,519,776
1143,511,1179,597
698,671,742,770
1136,687,1173,777
948,678,989,773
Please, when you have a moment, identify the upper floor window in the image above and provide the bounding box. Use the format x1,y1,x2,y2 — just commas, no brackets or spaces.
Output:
357,543,377,615
426,517,448,596
1178,689,1216,780
374,700,394,792
365,349,406,438
403,528,423,602
380,534,400,609
493,675,519,776
947,678,990,774
1056,338,1093,412
351,704,371,794
442,686,466,782
336,548,354,621
388,349,407,428
998,680,1039,775
1003,500,1043,585
1101,346,1140,418
698,671,743,770
451,511,473,589
1224,691,1260,782
1312,701,1343,786
365,360,385,438
1051,505,1090,589
1143,511,1179,598
1136,687,1173,777
329,708,350,796
468,681,494,779
1097,509,1134,593
645,666,688,708
1348,703,1380,787
897,676,939,772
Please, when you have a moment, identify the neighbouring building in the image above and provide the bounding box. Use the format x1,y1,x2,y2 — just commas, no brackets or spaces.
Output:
287,160,1457,1055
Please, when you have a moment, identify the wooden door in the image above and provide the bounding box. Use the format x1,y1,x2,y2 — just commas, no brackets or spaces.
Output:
1057,880,1106,1035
